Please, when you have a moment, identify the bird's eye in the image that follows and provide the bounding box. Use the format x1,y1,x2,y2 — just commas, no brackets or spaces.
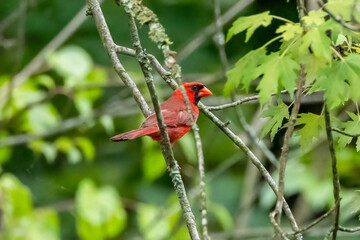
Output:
191,85,203,91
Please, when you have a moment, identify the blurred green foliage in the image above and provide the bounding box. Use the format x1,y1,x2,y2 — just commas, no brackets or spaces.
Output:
0,0,360,239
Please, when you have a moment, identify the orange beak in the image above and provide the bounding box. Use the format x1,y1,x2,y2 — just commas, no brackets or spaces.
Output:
198,87,213,97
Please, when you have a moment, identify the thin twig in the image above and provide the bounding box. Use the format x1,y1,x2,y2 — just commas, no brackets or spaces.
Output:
86,0,151,117
273,66,305,230
324,105,341,240
206,90,291,111
287,206,336,236
322,6,360,32
332,128,360,138
270,212,290,240
339,226,360,232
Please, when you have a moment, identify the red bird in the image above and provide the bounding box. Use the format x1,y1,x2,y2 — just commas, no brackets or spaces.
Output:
111,82,212,144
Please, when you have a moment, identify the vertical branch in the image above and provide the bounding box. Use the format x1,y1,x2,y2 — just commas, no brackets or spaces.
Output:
324,105,341,240
296,0,307,19
119,1,210,238
82,0,152,117
121,7,201,240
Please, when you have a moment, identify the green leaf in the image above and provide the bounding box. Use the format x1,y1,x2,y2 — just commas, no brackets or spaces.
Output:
47,45,93,81
295,113,325,149
137,204,170,240
256,52,300,104
326,0,353,21
336,112,360,151
29,140,57,163
276,23,303,41
25,104,59,134
76,179,127,240
142,137,166,181
336,33,348,46
226,11,272,42
178,133,197,165
74,95,93,117
301,10,327,27
56,137,82,164
224,48,267,96
75,137,95,162
299,26,332,62
310,54,360,109
301,54,328,85
0,174,32,221
260,102,290,141
209,202,233,231
99,115,114,135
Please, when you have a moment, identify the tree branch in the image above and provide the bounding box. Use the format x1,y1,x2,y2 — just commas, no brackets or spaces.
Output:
206,90,290,111
270,211,290,240
85,0,151,117
287,205,335,236
339,226,360,233
121,3,201,239
332,128,360,138
324,105,341,240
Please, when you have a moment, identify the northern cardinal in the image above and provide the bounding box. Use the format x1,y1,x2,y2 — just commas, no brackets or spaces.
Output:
111,82,212,144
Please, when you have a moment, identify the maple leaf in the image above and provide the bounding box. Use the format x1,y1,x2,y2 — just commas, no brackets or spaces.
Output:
301,54,328,85
337,112,360,151
256,52,300,104
224,48,267,96
226,11,272,43
301,10,327,27
299,26,332,62
295,113,325,149
276,23,303,41
310,54,360,109
260,102,290,141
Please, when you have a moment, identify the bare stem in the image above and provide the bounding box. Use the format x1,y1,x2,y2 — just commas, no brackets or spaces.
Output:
324,105,341,240
85,0,151,117
270,212,290,240
332,128,360,138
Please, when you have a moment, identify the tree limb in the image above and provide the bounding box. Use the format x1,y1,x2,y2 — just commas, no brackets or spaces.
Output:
85,0,151,117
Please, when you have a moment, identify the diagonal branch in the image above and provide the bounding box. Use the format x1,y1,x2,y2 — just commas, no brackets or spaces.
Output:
198,103,302,239
85,0,151,117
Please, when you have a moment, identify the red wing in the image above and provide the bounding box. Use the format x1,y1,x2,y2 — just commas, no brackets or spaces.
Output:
140,109,192,128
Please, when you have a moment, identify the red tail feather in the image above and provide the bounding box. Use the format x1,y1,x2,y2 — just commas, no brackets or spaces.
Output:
110,127,159,142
